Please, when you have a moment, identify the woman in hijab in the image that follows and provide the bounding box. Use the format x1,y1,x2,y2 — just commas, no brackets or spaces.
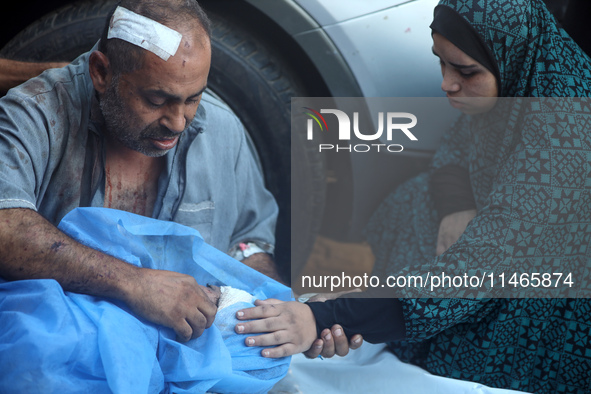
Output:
236,0,591,392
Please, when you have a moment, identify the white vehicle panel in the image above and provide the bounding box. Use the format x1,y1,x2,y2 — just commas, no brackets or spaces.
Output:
321,0,443,97
295,0,414,25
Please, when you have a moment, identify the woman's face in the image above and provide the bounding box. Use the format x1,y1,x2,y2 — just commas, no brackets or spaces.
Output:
432,33,498,114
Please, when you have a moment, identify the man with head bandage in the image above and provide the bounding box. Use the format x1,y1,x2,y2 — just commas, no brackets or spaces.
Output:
0,0,280,343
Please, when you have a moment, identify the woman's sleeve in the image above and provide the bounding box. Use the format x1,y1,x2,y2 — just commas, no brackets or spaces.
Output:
307,297,406,344
428,115,477,220
430,165,477,221
429,114,471,171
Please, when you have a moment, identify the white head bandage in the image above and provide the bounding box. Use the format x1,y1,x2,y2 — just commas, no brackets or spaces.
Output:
107,6,183,61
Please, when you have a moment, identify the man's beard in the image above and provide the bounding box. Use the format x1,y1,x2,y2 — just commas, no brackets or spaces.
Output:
99,77,184,157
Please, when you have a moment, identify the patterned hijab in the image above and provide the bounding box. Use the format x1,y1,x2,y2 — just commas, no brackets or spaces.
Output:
365,1,591,390
427,0,591,218
432,0,591,97
367,0,591,296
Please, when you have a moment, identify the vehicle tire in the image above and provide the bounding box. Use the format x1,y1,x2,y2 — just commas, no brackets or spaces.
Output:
0,0,324,282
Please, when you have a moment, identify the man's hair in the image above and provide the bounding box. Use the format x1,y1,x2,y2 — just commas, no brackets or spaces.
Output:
98,0,211,76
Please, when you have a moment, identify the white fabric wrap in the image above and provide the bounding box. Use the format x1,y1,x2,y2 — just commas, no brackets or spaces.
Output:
218,286,254,311
107,6,182,61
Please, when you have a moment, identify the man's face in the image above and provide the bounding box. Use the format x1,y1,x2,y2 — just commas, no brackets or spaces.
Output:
100,29,211,157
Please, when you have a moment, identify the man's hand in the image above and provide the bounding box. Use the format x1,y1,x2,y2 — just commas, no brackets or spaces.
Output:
303,324,363,359
436,209,477,255
122,268,217,342
235,299,317,358
0,209,217,343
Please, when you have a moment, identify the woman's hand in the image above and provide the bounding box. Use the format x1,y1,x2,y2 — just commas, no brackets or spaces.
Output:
302,324,363,359
301,290,364,358
436,209,477,255
235,299,318,358
235,297,364,359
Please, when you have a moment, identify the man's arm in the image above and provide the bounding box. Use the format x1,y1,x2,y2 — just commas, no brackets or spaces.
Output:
241,252,282,283
217,107,281,281
0,208,216,341
0,59,69,94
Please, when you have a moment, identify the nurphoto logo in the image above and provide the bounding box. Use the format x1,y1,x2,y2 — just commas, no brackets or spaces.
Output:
303,107,418,153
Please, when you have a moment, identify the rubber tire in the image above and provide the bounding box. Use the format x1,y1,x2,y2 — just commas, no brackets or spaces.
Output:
0,0,324,282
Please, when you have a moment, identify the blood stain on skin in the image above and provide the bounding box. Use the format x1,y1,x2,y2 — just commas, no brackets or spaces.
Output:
50,241,65,252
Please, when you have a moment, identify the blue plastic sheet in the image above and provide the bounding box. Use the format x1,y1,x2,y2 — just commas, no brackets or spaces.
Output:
0,208,291,393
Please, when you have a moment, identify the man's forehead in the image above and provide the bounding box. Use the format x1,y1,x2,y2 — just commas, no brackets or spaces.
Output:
143,85,208,101
121,59,209,100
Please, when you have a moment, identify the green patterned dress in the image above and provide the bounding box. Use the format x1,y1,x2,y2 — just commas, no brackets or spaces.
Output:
365,0,591,392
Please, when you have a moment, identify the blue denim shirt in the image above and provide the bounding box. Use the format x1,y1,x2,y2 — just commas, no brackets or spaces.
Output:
0,47,278,256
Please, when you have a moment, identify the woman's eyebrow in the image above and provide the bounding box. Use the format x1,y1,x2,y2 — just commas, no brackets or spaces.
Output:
431,48,478,69
449,62,478,69
432,47,478,69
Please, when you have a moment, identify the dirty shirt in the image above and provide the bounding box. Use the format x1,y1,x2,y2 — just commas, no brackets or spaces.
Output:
0,46,278,255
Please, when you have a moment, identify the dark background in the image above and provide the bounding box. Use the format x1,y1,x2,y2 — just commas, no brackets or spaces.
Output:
1,0,590,55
